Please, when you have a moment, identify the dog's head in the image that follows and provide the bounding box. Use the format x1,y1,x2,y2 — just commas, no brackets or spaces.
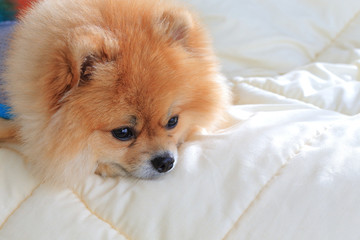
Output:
16,1,229,184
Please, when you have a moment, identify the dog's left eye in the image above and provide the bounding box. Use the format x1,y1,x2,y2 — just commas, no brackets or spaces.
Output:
166,116,179,129
111,127,135,141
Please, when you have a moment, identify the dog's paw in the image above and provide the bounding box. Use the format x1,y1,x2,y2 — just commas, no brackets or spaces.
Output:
95,162,122,177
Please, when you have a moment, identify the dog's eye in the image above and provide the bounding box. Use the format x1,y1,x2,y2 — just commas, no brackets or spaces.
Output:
166,116,179,129
111,127,135,141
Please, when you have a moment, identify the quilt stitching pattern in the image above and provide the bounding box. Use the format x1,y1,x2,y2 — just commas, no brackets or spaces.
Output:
312,8,360,62
0,147,40,231
71,190,131,240
221,124,331,239
0,147,130,239
0,183,41,231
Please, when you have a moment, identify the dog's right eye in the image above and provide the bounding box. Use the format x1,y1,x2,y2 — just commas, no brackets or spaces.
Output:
111,127,135,141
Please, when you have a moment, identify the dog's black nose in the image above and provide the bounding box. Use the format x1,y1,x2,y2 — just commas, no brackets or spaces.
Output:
151,154,174,173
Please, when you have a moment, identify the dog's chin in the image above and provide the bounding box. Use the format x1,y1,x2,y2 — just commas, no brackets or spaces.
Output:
95,161,176,180
130,164,171,180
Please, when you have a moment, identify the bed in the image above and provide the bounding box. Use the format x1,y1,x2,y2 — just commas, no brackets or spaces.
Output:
1,0,360,239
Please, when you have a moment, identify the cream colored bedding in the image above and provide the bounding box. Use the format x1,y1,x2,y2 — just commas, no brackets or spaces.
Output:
1,0,360,239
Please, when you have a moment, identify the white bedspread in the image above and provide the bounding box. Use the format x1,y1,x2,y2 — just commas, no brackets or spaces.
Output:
1,0,360,239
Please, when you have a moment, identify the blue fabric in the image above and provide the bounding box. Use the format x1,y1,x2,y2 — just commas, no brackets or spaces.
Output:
0,1,16,21
0,103,13,119
0,21,16,119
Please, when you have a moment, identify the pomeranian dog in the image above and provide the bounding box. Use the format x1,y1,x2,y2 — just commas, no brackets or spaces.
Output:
2,0,230,186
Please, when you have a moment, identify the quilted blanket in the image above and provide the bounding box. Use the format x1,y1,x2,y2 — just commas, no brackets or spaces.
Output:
1,0,360,239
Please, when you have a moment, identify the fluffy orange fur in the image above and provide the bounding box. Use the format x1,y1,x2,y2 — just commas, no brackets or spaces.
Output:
3,0,230,186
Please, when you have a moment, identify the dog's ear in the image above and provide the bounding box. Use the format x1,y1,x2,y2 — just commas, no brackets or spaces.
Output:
79,54,98,86
67,26,118,87
156,9,194,44
48,26,118,109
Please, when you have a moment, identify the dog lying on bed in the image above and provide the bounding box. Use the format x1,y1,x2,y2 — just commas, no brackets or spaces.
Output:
1,0,230,186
